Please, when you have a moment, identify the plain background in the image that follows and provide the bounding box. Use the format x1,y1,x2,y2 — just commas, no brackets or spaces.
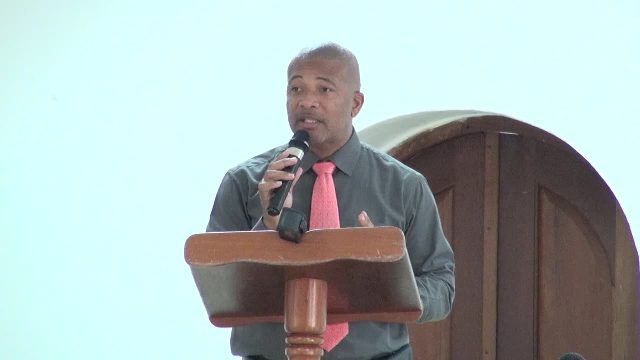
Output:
1,1,638,358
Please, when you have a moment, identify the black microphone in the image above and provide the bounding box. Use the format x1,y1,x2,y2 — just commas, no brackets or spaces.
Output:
559,353,586,360
266,130,310,216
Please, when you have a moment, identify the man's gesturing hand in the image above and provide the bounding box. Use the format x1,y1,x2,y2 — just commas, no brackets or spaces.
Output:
358,210,374,227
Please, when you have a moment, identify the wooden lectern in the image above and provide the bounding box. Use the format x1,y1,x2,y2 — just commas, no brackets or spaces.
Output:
184,226,422,359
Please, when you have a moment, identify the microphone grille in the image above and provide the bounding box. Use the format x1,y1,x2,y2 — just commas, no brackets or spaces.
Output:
293,130,310,143
290,130,310,149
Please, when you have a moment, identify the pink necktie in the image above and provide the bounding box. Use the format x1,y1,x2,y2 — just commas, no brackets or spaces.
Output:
310,161,348,351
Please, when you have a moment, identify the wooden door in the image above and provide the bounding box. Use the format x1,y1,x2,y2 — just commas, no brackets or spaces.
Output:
401,129,637,359
404,132,498,360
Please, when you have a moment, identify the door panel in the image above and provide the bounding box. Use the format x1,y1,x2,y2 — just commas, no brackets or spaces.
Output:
404,133,486,360
497,134,538,359
499,134,616,360
537,187,612,359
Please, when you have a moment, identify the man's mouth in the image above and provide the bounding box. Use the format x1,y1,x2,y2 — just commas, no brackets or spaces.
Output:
296,114,323,125
296,111,322,125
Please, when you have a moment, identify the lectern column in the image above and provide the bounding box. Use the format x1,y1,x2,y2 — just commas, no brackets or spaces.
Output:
284,278,327,360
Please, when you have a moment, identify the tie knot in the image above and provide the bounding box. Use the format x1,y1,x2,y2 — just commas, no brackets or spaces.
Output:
312,161,336,175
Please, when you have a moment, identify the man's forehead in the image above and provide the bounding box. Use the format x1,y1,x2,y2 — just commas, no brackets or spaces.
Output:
288,58,349,81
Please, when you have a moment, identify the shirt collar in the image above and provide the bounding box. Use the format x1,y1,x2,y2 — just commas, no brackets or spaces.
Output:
300,127,361,176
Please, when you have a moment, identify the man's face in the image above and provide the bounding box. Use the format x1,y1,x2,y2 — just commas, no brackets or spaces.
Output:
286,57,363,158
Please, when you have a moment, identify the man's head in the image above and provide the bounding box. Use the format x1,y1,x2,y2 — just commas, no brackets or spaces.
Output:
286,43,364,159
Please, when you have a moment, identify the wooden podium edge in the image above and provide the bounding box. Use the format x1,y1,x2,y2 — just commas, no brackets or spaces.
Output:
210,309,423,327
185,226,406,266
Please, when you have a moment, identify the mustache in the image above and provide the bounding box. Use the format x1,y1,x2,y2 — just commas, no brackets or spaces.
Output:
295,111,323,122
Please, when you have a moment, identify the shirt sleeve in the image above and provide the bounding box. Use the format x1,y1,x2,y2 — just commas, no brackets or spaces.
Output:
206,171,255,232
404,174,456,323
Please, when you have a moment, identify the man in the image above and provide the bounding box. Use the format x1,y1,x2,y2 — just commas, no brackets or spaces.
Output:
206,43,455,359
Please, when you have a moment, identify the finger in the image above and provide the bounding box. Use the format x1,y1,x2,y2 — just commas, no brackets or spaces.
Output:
269,152,298,170
258,178,284,192
276,149,291,160
276,156,298,170
280,168,304,210
290,167,304,190
258,179,283,202
263,168,296,182
357,210,374,227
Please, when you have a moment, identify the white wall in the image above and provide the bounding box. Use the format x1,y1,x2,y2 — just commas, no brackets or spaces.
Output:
1,1,638,358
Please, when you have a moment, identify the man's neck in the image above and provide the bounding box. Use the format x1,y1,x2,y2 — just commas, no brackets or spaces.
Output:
310,128,354,160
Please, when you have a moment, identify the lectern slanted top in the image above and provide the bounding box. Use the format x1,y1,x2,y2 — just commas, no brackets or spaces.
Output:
184,226,422,358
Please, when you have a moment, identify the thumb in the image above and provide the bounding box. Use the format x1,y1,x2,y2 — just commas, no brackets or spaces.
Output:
283,167,304,209
290,167,304,191
357,210,374,227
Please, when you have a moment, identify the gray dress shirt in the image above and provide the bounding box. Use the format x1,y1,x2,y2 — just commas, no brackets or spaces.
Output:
206,130,455,360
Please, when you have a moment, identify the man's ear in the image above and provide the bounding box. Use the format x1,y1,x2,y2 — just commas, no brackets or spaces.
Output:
351,91,365,117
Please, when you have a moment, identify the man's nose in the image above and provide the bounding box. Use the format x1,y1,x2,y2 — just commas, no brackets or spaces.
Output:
298,92,319,109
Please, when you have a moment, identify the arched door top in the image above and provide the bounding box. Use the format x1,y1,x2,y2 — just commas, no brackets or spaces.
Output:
359,110,578,164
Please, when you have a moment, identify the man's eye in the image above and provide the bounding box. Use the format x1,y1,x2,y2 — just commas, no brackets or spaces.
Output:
289,86,301,93
321,87,333,93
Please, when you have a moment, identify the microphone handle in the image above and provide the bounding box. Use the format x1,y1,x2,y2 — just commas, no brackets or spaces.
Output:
267,153,303,216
